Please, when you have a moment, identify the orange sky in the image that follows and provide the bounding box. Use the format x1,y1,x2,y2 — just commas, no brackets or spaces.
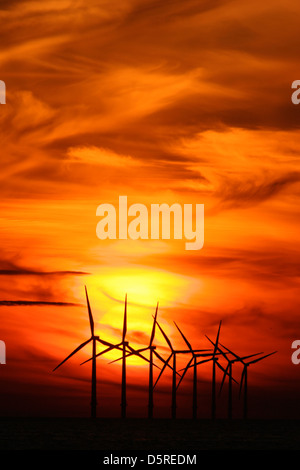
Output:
0,0,300,419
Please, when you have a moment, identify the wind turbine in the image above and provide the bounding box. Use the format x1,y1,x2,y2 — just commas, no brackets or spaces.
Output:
206,338,261,419
107,302,170,418
220,343,277,419
113,294,160,418
153,320,179,419
174,321,213,420
148,302,158,418
82,294,153,418
153,320,207,419
53,286,122,418
121,293,128,418
204,321,230,420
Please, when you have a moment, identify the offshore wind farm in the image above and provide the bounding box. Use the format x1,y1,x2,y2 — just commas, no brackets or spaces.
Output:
0,285,296,454
52,286,277,422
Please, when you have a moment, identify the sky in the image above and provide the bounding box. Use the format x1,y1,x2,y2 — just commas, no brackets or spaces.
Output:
0,0,300,419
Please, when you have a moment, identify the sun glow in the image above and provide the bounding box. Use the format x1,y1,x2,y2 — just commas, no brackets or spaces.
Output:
65,266,201,367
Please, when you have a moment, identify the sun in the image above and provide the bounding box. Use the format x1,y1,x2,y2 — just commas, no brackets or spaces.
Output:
67,265,200,361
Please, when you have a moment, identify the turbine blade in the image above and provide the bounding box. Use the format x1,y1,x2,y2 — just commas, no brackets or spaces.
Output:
153,354,172,388
205,335,214,347
174,321,193,352
106,346,151,365
215,360,227,374
97,338,122,350
214,320,222,356
85,286,94,337
246,351,277,365
126,344,151,364
239,367,246,398
219,342,244,363
53,338,92,371
122,294,127,342
153,350,168,365
149,302,158,346
83,341,123,365
195,357,213,367
80,344,115,365
194,351,216,357
107,355,126,365
219,363,229,394
178,358,193,372
204,321,222,359
235,352,264,363
156,320,173,352
152,350,176,373
216,361,234,380
176,357,193,389
215,360,238,384
205,335,228,361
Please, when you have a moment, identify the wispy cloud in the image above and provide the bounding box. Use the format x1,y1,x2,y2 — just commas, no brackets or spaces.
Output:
0,300,81,307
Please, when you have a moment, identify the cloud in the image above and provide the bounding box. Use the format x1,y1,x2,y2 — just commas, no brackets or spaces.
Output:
1,0,299,204
138,246,300,286
66,146,140,168
0,300,81,307
216,171,300,210
0,258,88,277
0,269,88,276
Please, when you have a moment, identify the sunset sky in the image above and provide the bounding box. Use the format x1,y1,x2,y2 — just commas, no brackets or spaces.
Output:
0,0,300,419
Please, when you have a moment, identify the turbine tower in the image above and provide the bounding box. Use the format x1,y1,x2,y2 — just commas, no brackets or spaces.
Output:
83,294,153,418
219,350,262,419
148,302,158,419
121,294,128,418
220,343,277,419
153,320,181,419
108,302,173,419
204,321,230,420
206,338,261,419
207,321,220,420
174,321,213,420
53,286,122,418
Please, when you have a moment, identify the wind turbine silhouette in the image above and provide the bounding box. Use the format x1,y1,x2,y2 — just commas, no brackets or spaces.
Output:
153,319,209,419
219,343,277,419
173,321,213,420
153,320,180,419
147,303,159,418
108,302,170,418
204,321,231,420
121,293,128,418
220,349,263,419
206,337,261,419
82,294,153,418
52,286,122,418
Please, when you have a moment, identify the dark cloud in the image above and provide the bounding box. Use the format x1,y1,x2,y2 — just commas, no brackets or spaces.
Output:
0,269,88,276
0,258,88,277
216,172,300,210
0,300,81,307
138,247,300,286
